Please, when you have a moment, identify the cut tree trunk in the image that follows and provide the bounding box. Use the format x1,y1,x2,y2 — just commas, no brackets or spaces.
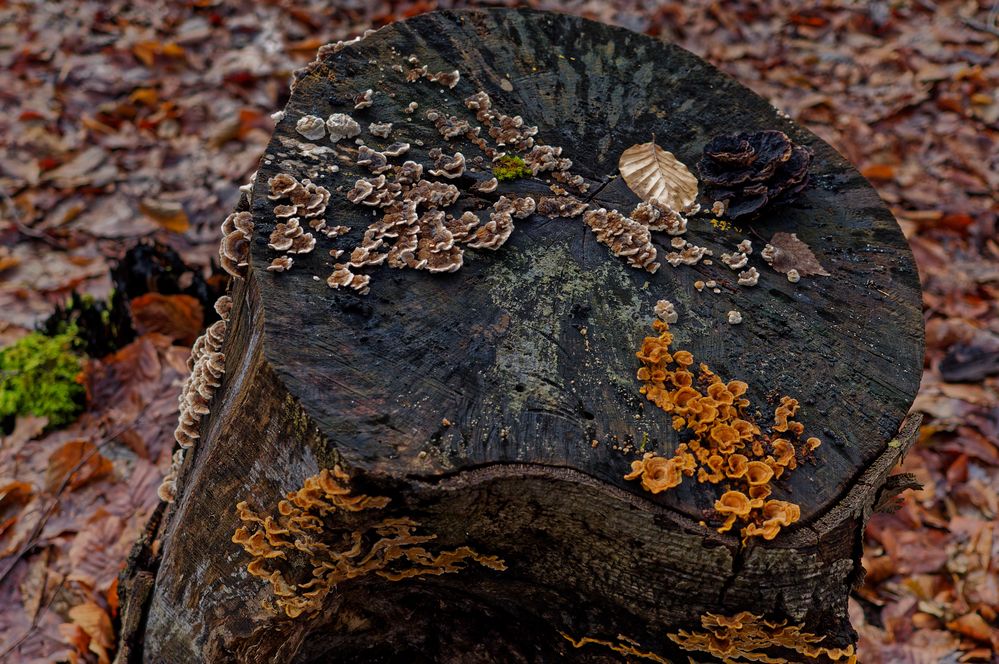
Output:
117,9,924,663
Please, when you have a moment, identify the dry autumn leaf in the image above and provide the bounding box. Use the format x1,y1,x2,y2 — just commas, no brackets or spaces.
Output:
139,198,190,233
129,293,203,345
618,140,698,212
46,440,114,492
764,232,831,277
66,601,115,664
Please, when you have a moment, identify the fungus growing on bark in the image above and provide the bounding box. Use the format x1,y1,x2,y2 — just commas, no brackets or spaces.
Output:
232,466,506,618
629,201,688,236
721,251,749,270
428,150,466,178
738,239,753,255
267,256,294,272
628,320,821,540
156,449,185,503
697,130,813,219
403,101,418,114
355,145,391,174
669,611,857,663
219,211,254,278
536,195,587,218
326,113,361,142
738,267,760,287
472,177,499,193
654,299,678,324
787,269,801,283
664,244,709,268
624,453,683,494
369,121,392,138
727,310,743,325
295,115,326,141
382,142,410,157
583,208,659,273
426,69,460,88
353,88,373,109
523,144,572,174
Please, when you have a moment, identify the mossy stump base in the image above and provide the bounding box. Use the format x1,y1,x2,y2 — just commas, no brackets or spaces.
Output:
118,9,923,663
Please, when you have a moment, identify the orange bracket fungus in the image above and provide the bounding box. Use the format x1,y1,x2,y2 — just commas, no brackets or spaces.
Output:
626,319,822,541
564,611,856,663
232,466,506,618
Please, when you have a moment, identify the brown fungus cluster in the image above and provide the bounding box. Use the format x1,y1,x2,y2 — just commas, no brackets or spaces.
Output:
583,208,659,273
697,130,812,219
159,295,233,503
219,211,254,278
232,465,505,618
627,320,821,541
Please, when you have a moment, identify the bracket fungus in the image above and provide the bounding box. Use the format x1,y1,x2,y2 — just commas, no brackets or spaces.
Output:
697,130,813,219
219,211,254,278
668,611,857,663
353,88,373,109
369,121,393,138
295,114,326,141
232,466,505,618
627,320,821,541
583,208,659,273
654,299,678,324
159,294,233,503
326,113,361,143
737,267,760,287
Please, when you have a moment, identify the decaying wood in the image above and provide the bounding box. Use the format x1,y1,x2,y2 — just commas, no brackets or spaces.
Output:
118,8,923,663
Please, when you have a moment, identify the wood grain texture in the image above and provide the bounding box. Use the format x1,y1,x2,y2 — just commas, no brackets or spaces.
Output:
123,9,924,663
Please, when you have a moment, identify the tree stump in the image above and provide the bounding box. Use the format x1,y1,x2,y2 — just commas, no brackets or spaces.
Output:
118,9,924,663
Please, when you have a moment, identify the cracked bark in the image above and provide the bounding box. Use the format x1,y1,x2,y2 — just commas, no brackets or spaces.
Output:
117,8,923,663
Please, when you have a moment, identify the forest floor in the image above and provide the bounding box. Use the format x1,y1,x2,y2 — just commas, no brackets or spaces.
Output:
0,1,996,662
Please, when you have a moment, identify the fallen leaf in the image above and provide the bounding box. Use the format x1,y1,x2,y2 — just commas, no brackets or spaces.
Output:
618,140,698,211
129,293,203,345
67,511,128,591
67,602,114,664
0,481,34,540
46,440,114,492
764,232,831,276
946,613,993,642
138,198,189,233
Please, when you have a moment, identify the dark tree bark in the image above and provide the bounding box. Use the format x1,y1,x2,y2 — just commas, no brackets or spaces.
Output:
117,9,923,663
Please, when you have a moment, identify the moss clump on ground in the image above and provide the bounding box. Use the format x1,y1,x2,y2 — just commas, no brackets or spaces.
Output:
492,155,532,182
0,327,86,431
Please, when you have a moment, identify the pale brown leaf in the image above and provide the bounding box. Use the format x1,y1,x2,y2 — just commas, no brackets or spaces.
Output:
618,141,698,211
765,232,830,276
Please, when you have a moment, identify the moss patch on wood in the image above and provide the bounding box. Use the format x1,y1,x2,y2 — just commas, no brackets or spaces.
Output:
491,155,532,181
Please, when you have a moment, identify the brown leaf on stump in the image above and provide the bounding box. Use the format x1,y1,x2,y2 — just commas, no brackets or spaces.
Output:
697,130,812,219
765,232,831,277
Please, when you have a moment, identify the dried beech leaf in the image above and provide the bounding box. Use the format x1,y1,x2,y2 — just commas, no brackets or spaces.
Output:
766,232,830,276
67,601,114,664
618,141,698,211
139,198,189,233
129,293,204,345
46,440,114,492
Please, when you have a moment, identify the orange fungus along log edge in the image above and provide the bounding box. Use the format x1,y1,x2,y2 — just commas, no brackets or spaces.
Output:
626,320,821,541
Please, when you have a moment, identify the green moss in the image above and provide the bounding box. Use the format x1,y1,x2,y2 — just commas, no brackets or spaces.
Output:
1,327,86,431
492,155,532,182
